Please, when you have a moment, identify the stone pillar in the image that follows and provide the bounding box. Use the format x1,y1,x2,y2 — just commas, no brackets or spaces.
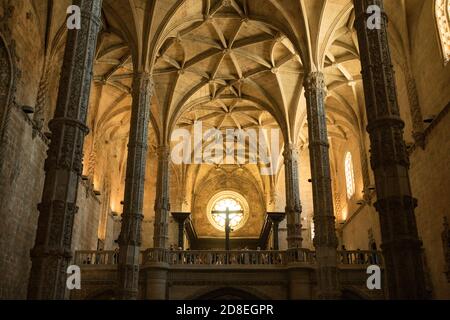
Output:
304,72,340,299
172,212,190,249
268,212,286,250
145,268,168,300
153,146,170,248
26,0,102,300
117,72,153,300
353,0,427,299
283,144,302,248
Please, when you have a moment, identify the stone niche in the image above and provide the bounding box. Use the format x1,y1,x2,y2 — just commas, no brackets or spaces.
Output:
191,168,265,240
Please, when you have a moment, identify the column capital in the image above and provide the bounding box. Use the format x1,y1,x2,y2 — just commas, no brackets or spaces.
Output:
283,144,299,162
267,212,286,224
303,71,327,93
171,212,191,224
132,71,154,95
156,145,170,159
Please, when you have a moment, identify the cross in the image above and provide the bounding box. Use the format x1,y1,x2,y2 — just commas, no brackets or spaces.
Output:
211,207,243,251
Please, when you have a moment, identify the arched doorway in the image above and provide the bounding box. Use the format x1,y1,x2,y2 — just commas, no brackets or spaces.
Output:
194,287,264,300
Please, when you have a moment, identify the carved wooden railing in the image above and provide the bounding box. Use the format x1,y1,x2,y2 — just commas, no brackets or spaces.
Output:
337,250,384,266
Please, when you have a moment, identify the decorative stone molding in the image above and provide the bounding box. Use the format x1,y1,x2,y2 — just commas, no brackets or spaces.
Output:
0,3,21,172
408,101,450,154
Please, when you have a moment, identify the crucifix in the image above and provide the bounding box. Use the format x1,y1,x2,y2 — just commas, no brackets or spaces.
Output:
211,207,243,250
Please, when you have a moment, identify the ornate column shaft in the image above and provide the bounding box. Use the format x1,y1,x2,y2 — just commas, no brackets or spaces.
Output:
304,72,340,299
172,212,190,249
27,0,102,300
353,0,426,299
153,146,170,249
268,212,286,250
283,144,302,248
117,72,152,300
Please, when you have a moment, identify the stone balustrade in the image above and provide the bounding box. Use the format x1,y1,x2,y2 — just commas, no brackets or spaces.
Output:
74,248,383,267
142,248,316,266
337,250,384,266
74,250,118,266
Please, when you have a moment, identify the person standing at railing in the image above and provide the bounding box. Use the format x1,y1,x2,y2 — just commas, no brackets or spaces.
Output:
356,248,365,264
177,247,183,265
255,247,261,264
186,248,193,264
341,245,349,264
243,246,249,264
369,243,379,265
113,248,119,265
95,248,102,265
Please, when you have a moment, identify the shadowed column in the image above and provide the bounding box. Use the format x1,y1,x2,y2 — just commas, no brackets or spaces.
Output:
284,144,303,248
117,72,152,300
172,212,190,249
27,0,102,300
268,212,286,250
304,72,340,299
153,146,170,249
353,0,427,299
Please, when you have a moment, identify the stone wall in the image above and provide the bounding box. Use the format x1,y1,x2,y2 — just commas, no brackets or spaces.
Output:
409,108,450,299
72,181,102,252
0,107,47,299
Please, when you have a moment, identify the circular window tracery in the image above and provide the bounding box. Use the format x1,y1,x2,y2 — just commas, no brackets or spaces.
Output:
206,191,249,232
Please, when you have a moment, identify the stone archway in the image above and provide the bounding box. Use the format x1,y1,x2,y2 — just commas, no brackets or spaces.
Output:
193,287,265,300
85,289,116,300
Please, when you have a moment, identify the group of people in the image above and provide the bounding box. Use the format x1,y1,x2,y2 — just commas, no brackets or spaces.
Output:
340,245,380,265
166,245,283,265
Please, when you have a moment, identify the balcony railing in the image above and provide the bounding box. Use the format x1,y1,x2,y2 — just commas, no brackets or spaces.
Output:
74,249,383,267
142,248,316,266
74,250,118,266
337,250,384,266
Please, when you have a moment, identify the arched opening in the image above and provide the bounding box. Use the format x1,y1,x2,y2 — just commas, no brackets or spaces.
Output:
344,152,355,200
435,0,450,64
194,287,264,300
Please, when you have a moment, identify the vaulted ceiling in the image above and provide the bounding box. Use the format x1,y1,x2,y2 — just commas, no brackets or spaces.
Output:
83,0,367,213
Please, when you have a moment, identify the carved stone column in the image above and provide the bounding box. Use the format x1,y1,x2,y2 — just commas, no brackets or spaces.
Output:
27,0,102,300
304,72,340,299
353,0,427,299
172,212,190,249
117,72,152,300
268,212,286,250
153,146,170,249
283,144,302,248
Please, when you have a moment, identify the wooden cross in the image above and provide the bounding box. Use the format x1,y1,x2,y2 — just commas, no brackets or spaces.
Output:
211,207,243,250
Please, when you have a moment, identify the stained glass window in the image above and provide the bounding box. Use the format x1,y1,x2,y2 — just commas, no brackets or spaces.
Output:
436,0,450,64
344,152,355,199
211,198,244,229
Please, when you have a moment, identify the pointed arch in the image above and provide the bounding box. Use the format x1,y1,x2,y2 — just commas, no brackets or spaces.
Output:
435,0,450,64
